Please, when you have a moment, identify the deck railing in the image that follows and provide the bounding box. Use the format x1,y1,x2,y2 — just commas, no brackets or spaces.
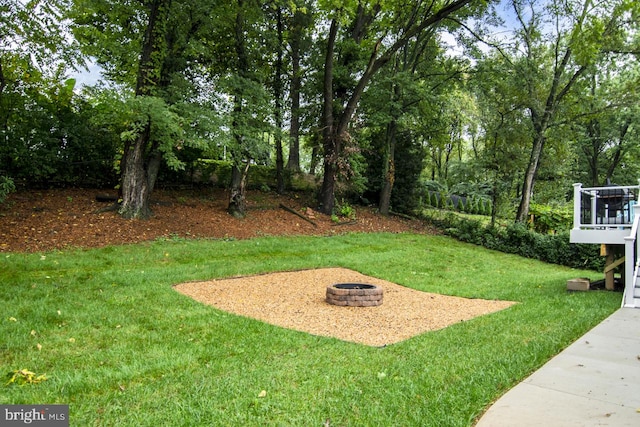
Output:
623,207,640,307
571,183,640,307
572,183,640,230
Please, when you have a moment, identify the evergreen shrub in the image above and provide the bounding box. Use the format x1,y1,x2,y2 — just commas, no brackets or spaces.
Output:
423,212,604,271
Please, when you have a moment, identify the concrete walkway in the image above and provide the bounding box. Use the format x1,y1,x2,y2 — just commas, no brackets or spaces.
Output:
476,308,640,427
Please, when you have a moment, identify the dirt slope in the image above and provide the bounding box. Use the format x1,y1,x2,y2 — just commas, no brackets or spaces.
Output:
0,188,433,253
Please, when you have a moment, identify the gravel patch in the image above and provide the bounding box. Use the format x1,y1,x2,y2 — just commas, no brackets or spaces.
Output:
174,267,516,346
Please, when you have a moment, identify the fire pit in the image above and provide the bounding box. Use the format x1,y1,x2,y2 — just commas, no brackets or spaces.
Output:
326,283,383,307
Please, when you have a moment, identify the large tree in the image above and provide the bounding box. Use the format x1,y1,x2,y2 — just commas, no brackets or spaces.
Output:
72,0,217,218
316,0,480,215
573,63,640,186
472,52,530,224
225,0,272,218
497,0,636,222
118,0,172,218
360,31,469,215
285,2,313,173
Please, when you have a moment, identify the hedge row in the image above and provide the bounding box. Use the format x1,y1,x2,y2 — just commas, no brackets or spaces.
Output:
424,191,492,216
422,212,604,271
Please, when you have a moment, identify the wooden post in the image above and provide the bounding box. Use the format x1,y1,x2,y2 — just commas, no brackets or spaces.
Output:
606,248,615,290
602,244,625,291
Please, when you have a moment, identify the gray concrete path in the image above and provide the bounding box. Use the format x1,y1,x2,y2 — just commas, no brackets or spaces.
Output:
476,308,640,426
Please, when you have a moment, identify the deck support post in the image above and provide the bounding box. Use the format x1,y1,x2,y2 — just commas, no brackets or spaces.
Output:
602,245,619,291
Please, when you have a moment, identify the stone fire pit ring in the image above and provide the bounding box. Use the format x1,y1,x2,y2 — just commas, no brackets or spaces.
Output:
326,283,383,307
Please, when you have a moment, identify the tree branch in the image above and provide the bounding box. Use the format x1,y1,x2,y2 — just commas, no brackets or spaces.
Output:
444,16,512,65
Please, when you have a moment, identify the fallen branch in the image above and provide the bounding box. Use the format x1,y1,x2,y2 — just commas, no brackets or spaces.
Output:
332,220,358,226
94,202,120,214
96,194,118,203
279,204,318,227
390,211,417,220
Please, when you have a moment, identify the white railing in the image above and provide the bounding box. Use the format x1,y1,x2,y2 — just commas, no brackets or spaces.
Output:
571,182,640,307
572,183,640,231
623,207,640,307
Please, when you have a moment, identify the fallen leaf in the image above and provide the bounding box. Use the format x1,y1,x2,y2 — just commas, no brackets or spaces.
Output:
6,369,47,385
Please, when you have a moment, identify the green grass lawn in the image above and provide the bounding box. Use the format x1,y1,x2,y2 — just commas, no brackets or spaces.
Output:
1,233,620,426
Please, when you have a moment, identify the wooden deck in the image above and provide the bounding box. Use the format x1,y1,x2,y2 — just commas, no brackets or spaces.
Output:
570,183,640,307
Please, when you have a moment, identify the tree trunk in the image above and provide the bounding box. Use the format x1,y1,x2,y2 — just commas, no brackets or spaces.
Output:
379,120,397,215
604,121,630,183
0,60,5,96
135,0,170,97
286,8,303,173
584,117,601,186
0,60,9,157
120,125,153,219
490,179,498,227
273,6,285,194
515,133,545,222
318,144,338,213
318,19,382,214
228,162,250,218
317,19,339,214
227,0,251,216
119,0,170,219
309,143,320,175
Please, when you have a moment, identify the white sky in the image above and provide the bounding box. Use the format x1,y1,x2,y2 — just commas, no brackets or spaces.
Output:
71,61,103,87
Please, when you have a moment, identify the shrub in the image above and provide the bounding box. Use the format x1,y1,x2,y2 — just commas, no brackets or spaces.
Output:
420,211,604,271
335,199,356,220
0,176,16,204
529,203,572,233
458,197,467,212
